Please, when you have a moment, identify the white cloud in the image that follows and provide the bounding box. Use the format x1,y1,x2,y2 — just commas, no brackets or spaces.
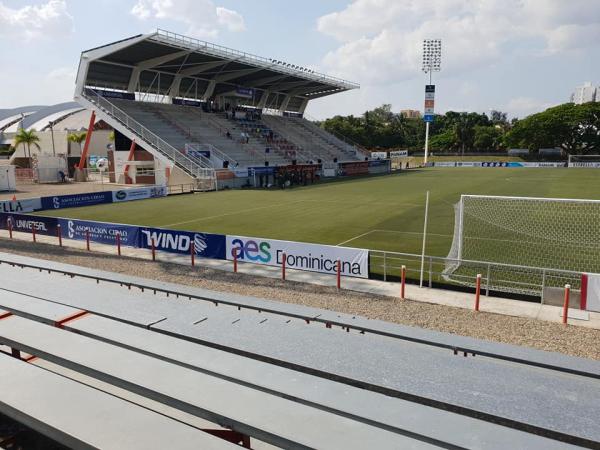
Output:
504,97,556,118
0,0,73,40
317,0,600,85
130,0,245,38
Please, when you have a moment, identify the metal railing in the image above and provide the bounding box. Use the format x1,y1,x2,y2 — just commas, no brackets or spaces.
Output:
152,29,359,90
369,250,583,300
82,90,215,184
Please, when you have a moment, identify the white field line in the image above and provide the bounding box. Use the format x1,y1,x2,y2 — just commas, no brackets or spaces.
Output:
336,230,377,246
160,201,303,228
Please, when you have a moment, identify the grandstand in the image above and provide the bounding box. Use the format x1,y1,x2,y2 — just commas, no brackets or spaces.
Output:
74,29,363,186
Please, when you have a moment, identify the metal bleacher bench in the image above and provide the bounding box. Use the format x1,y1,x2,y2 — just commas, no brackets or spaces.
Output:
0,254,597,449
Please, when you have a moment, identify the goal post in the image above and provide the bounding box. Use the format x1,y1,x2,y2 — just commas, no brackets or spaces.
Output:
568,154,600,168
444,195,600,295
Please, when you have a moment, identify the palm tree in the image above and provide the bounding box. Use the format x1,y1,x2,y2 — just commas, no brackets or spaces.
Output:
67,131,87,157
13,129,40,166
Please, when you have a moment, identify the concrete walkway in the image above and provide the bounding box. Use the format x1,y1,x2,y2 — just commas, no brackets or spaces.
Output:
2,229,598,330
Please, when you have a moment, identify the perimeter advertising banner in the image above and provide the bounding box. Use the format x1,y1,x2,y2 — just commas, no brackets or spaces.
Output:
0,198,42,213
226,235,369,278
138,227,226,260
112,186,168,203
0,213,58,236
41,191,113,210
58,218,139,247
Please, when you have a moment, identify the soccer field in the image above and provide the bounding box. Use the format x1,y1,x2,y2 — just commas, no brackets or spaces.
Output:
41,168,600,258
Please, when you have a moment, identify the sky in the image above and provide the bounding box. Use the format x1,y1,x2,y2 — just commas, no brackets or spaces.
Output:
0,0,599,120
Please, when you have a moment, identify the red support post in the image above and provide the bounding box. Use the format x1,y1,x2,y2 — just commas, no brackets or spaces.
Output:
191,241,195,267
474,274,482,311
562,284,571,325
233,250,238,273
151,239,156,261
336,259,341,290
32,226,36,243
57,224,62,247
77,111,96,170
282,252,286,281
401,265,406,300
116,232,121,256
86,230,90,251
8,222,12,239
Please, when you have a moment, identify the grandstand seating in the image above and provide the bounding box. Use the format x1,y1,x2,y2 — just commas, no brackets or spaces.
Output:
110,100,360,169
263,115,361,162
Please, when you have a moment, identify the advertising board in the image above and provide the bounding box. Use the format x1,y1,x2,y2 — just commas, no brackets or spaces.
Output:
226,236,369,278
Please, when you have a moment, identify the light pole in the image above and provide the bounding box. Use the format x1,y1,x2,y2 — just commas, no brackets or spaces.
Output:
422,39,442,165
49,120,56,156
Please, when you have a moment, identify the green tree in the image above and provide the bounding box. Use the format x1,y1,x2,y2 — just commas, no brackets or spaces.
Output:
67,131,87,157
13,128,40,164
504,103,600,154
473,125,504,151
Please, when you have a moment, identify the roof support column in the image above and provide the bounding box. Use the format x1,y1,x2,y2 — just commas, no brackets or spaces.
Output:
257,90,271,109
278,95,291,114
202,80,217,101
298,98,309,115
168,75,182,100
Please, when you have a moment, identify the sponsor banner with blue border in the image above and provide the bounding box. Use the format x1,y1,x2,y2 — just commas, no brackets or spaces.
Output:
112,186,167,203
0,213,58,236
41,191,113,210
226,235,369,278
58,218,139,246
138,227,226,260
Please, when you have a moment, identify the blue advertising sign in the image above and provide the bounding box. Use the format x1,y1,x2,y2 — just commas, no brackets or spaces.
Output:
235,87,254,98
41,191,113,210
58,218,139,246
248,166,276,176
85,88,135,100
138,227,226,260
172,98,204,107
423,114,435,123
0,213,58,236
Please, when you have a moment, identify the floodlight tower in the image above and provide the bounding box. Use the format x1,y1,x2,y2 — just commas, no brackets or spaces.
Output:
421,39,441,165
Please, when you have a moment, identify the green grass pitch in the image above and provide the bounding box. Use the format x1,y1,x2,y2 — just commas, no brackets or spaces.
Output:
41,167,600,259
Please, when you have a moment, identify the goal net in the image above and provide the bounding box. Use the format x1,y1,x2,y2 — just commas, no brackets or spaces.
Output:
568,155,600,168
444,195,600,295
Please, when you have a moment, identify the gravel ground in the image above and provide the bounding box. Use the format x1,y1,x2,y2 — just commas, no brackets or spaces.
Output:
1,238,599,360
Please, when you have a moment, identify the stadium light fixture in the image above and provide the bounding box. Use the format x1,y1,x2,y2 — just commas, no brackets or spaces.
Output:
422,39,442,166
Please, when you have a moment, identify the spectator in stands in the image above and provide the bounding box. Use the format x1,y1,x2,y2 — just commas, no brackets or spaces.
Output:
246,133,250,144
58,170,67,183
226,130,232,139
240,131,246,143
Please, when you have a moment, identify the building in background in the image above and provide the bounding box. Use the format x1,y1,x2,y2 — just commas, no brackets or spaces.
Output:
570,82,598,104
400,109,422,119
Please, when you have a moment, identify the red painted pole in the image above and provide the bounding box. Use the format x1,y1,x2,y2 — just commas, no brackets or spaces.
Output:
86,230,90,251
282,252,286,281
562,284,571,325
8,222,12,239
190,241,195,267
116,233,121,256
233,250,238,273
57,224,62,247
401,265,406,300
151,239,156,261
32,226,36,243
475,274,482,311
336,260,341,290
